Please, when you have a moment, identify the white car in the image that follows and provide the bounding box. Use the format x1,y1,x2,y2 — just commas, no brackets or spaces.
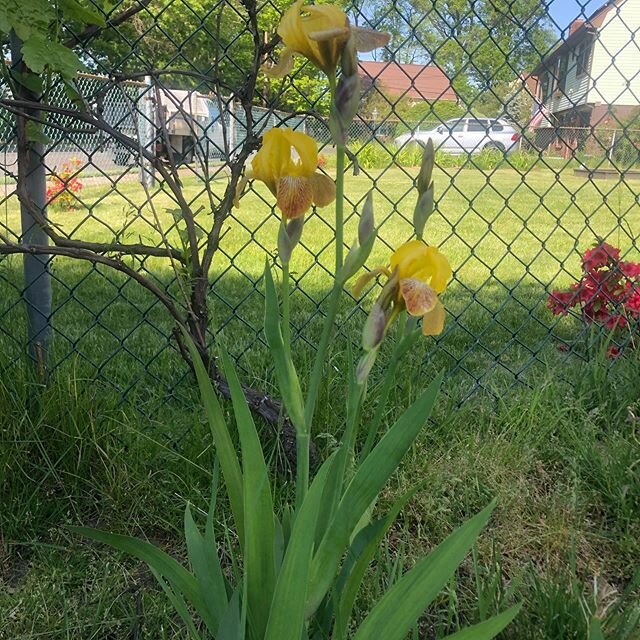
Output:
394,118,520,155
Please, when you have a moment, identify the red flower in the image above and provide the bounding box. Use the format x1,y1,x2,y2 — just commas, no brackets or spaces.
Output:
547,289,578,315
582,242,620,271
620,261,640,278
606,345,621,359
604,314,627,330
549,241,640,348
626,291,640,315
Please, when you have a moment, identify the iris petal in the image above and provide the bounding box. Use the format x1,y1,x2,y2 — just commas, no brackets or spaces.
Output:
283,129,318,177
399,278,438,316
422,298,446,336
276,175,313,219
309,172,336,207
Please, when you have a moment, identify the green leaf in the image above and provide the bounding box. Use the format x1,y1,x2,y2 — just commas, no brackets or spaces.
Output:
25,121,50,145
182,330,245,543
63,79,87,110
441,604,522,639
59,0,106,26
315,351,365,547
22,36,84,79
263,259,306,433
149,567,201,640
352,501,497,640
0,0,53,41
217,586,244,640
70,527,209,620
333,486,422,640
589,618,606,640
219,348,276,639
264,453,337,640
307,373,443,616
13,70,43,94
184,505,228,635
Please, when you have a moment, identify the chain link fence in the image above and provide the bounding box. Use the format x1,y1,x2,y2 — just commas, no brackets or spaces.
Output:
1,0,640,415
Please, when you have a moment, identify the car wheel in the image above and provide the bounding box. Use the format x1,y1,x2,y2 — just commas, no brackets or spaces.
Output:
483,141,505,152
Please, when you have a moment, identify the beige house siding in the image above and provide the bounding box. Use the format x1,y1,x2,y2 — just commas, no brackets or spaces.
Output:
588,0,640,106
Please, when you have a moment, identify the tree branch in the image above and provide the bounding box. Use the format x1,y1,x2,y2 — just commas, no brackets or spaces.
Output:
0,240,187,328
63,0,153,49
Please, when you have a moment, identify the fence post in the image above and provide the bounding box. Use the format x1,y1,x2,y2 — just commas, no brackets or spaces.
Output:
140,75,156,188
10,32,52,379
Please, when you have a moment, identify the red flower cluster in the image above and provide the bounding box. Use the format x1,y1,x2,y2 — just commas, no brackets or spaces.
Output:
548,241,640,336
46,158,83,210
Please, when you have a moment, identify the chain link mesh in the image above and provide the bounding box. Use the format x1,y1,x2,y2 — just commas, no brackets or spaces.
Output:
1,0,639,418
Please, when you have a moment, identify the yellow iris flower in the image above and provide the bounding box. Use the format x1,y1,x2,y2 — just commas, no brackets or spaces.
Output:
250,127,335,220
390,240,451,336
265,0,390,77
354,240,451,336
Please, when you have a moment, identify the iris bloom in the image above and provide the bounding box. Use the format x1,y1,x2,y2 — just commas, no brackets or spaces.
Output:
248,127,335,220
355,240,451,336
265,0,390,77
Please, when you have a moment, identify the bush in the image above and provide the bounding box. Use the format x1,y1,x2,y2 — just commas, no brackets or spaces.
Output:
434,150,465,169
548,240,640,358
352,141,394,170
507,150,538,172
46,158,83,210
395,143,423,167
470,148,503,171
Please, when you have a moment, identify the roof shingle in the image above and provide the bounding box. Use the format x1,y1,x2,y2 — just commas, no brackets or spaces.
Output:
357,60,457,102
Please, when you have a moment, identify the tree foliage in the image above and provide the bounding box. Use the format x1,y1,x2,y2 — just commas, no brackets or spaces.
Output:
362,0,556,114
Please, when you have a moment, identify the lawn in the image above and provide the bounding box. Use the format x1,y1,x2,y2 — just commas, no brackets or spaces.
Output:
1,163,639,638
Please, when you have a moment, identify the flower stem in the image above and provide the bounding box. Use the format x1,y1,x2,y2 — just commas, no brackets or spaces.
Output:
303,145,346,430
282,260,291,347
335,145,345,273
297,75,345,506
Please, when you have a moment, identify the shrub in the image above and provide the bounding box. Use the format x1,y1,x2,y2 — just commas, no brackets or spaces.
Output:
353,141,394,170
46,158,83,210
548,241,640,356
434,150,465,169
395,143,423,168
471,148,503,171
507,150,538,172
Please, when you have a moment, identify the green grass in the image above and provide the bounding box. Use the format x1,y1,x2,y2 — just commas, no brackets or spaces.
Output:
1,164,639,637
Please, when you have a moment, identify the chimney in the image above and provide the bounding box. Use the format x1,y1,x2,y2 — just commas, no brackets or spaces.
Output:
569,19,584,36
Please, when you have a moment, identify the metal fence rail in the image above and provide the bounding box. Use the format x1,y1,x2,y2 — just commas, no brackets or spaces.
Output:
1,0,639,415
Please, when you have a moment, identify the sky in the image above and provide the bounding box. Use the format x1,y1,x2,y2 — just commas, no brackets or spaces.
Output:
547,0,605,33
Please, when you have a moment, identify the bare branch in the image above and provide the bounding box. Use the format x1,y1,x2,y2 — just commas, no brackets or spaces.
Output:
0,240,187,328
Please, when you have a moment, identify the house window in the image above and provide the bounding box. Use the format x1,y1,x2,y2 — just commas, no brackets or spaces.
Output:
542,69,555,101
558,55,568,92
576,40,591,76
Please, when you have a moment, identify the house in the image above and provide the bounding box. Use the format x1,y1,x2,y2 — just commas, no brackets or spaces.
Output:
531,0,640,128
357,60,458,105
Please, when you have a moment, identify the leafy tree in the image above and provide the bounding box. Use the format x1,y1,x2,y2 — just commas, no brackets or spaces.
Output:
80,0,255,91
361,0,556,114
